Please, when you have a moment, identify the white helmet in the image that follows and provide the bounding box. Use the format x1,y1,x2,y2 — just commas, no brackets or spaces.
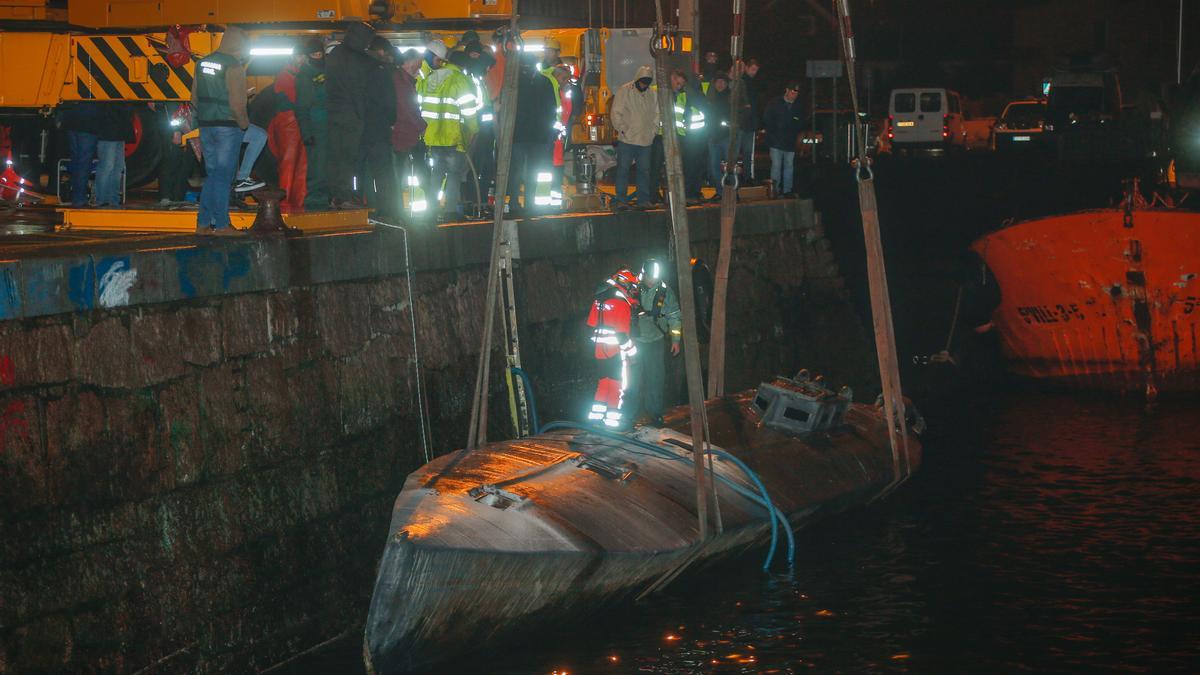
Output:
427,39,448,60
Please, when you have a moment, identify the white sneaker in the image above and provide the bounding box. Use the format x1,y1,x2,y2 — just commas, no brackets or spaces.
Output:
234,178,265,193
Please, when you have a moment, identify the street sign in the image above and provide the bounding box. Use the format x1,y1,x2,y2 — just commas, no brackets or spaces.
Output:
806,60,843,78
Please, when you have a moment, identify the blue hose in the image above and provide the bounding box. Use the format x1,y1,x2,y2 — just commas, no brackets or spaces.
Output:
509,367,540,435
538,421,794,570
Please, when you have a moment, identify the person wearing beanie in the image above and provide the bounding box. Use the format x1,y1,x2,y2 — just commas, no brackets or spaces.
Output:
325,22,376,208
360,35,398,217
296,37,330,209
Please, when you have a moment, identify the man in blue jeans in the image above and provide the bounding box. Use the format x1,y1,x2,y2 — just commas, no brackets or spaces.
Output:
94,104,133,207
609,65,658,210
763,81,805,197
60,102,101,207
705,72,731,201
192,26,251,235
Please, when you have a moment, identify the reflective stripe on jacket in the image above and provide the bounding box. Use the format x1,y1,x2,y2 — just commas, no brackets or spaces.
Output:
587,291,637,360
673,90,706,136
420,63,480,150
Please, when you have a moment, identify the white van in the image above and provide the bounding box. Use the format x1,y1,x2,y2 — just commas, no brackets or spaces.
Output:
887,88,968,153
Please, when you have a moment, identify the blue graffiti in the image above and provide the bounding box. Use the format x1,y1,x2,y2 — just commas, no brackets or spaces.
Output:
66,258,97,311
176,245,254,299
0,266,19,320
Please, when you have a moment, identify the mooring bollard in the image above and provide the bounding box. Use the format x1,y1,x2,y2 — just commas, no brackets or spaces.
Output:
248,187,298,235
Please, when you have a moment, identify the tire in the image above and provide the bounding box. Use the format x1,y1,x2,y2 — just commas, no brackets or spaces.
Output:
124,105,165,188
1,115,57,191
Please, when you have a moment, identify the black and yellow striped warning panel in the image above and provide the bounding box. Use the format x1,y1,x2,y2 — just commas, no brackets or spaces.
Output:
71,35,194,101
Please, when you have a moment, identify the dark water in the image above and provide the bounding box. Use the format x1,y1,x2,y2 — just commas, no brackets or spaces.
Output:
304,391,1200,673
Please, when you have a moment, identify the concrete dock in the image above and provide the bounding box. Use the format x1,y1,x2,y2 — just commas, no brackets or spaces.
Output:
0,199,876,671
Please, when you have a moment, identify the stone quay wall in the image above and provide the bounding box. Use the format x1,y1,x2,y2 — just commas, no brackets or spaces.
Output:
0,200,874,672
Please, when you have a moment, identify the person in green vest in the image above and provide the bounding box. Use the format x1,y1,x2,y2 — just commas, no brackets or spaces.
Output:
669,68,707,203
192,25,250,235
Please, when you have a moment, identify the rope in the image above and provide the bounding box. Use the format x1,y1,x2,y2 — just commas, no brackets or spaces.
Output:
834,0,912,496
369,218,432,463
539,422,793,571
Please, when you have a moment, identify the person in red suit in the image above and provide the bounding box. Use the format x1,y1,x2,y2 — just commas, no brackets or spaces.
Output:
267,45,313,210
586,268,641,429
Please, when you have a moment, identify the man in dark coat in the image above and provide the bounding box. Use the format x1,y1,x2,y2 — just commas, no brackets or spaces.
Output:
297,38,330,209
360,36,397,216
325,22,376,207
762,81,806,196
737,58,762,183
506,54,558,215
705,72,732,200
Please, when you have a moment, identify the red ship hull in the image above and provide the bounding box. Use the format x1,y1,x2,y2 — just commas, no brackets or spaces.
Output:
971,208,1200,393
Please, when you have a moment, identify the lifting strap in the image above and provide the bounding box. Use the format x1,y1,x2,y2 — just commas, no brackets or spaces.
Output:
835,0,912,496
653,0,716,540
707,0,749,399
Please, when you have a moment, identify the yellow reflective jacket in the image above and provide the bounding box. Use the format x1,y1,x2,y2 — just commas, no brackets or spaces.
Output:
419,63,480,151
673,90,705,136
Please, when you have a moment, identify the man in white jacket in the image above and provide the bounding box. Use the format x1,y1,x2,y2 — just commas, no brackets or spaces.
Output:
610,65,660,210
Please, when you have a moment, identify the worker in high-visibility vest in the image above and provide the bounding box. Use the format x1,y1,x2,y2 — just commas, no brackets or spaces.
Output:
669,68,708,203
420,39,480,222
549,64,575,210
508,53,558,216
586,268,642,429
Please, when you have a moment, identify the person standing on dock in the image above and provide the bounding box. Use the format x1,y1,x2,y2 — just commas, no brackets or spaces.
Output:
359,36,398,218
610,65,659,210
393,48,428,218
507,52,557,216
633,257,682,427
737,58,762,184
669,69,707,204
419,39,479,222
59,102,101,208
325,22,377,209
266,47,312,210
298,38,330,210
763,81,805,197
587,268,642,430
93,103,133,208
193,25,251,235
705,72,732,201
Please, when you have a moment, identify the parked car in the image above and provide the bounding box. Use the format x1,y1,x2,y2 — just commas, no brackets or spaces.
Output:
991,99,1047,151
886,88,968,154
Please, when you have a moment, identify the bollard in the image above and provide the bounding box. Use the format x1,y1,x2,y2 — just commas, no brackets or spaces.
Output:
248,187,299,235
